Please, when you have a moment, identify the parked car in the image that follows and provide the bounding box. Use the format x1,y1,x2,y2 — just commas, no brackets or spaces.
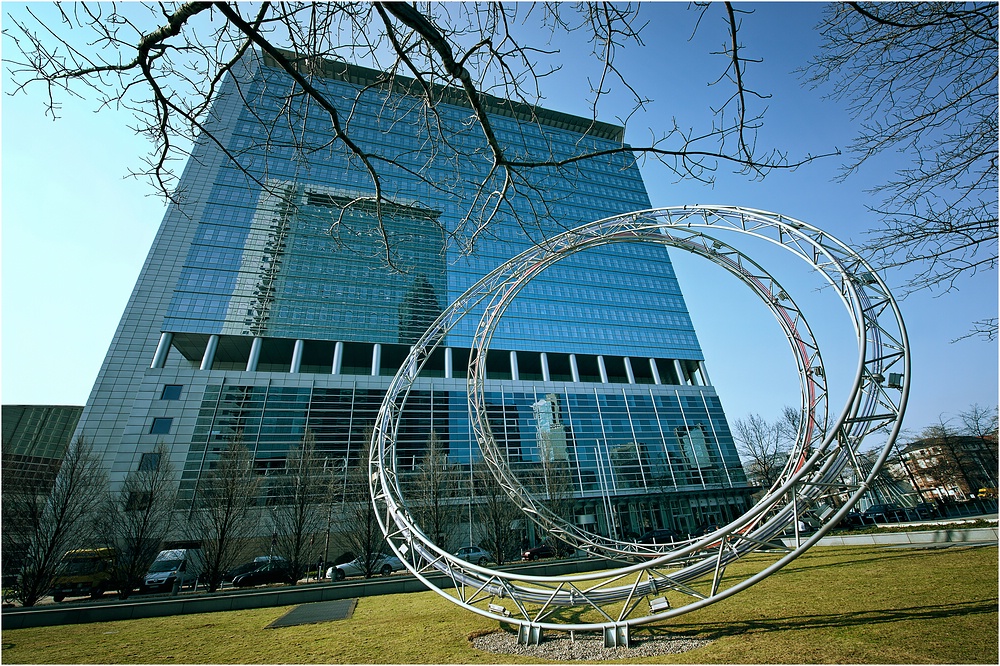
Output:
142,548,205,594
231,561,295,588
326,553,403,581
522,541,574,561
222,561,258,585
253,555,288,566
455,546,492,565
636,529,682,545
49,548,114,602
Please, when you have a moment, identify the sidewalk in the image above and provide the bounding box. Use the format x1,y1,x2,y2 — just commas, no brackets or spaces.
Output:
782,517,998,549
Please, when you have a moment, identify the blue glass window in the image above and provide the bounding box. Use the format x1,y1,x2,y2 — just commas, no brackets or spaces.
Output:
149,417,173,435
161,385,183,400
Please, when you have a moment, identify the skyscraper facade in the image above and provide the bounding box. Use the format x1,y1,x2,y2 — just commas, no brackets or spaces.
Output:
75,52,752,544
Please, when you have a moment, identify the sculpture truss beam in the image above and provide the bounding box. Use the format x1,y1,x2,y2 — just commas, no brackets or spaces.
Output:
370,206,909,647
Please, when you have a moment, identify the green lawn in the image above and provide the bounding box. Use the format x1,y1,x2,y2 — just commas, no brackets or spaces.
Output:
2,545,997,664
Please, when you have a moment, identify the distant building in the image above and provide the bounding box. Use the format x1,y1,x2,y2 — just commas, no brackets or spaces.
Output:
1,405,83,492
898,435,999,500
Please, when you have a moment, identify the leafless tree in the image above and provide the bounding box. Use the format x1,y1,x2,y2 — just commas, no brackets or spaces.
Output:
777,404,802,444
1,436,106,607
955,404,999,490
4,2,821,267
958,403,999,443
269,429,334,582
733,412,788,493
472,459,521,565
805,2,998,339
187,435,262,592
400,430,461,550
336,459,387,579
919,420,980,498
98,442,177,599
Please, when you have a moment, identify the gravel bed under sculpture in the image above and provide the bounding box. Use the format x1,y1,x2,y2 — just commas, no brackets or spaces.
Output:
471,630,713,661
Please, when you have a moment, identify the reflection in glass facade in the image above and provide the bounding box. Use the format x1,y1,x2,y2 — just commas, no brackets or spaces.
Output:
74,52,754,546
176,382,748,538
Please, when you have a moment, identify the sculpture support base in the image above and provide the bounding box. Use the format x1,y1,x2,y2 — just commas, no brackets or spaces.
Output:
517,624,542,646
603,624,630,648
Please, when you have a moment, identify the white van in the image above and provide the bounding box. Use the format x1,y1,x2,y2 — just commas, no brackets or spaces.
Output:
142,548,205,594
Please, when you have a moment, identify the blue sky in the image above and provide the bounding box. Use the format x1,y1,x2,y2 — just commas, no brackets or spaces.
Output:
1,2,996,439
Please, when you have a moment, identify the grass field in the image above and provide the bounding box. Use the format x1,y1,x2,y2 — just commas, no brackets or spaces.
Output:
2,545,996,664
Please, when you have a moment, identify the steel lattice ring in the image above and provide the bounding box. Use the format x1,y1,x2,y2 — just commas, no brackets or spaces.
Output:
370,206,909,646
466,224,827,558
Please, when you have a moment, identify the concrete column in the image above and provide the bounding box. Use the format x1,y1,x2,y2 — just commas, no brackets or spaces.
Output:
200,334,219,371
698,361,712,386
290,339,304,373
510,351,519,381
332,341,343,375
623,357,636,384
597,356,609,384
372,343,382,376
246,337,262,372
151,332,173,369
444,348,453,379
540,352,551,382
649,358,662,385
569,354,580,383
673,359,686,385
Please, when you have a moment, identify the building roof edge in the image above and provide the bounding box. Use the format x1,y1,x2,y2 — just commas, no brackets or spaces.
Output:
259,50,626,143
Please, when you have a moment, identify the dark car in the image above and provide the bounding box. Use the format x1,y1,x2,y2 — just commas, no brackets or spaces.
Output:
222,561,258,585
637,529,682,545
231,562,295,588
522,541,574,561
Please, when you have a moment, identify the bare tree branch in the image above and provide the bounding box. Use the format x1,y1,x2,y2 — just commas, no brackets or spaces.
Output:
733,412,788,493
805,2,998,339
4,1,826,268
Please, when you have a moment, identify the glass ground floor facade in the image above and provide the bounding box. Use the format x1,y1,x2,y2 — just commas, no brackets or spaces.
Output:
119,356,753,545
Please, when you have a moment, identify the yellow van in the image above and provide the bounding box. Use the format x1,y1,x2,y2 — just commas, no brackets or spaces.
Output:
49,548,114,602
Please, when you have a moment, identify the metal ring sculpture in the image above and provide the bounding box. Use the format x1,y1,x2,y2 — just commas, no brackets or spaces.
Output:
370,206,909,648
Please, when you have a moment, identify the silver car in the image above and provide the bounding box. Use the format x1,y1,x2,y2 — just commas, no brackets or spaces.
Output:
326,553,402,581
455,546,492,566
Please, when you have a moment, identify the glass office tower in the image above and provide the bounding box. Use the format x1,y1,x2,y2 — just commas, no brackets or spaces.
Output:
75,52,752,543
